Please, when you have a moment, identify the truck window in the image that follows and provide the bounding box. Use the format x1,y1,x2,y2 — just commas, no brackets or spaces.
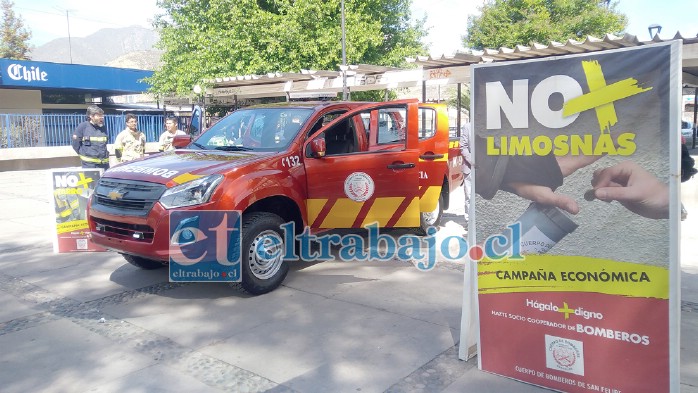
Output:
195,108,312,151
418,108,436,139
323,117,359,155
376,107,407,144
307,111,346,138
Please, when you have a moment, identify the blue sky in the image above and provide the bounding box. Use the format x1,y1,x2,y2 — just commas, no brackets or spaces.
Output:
13,0,698,56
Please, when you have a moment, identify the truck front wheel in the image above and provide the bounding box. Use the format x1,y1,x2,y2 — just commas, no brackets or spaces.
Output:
122,254,166,270
239,212,290,295
420,193,444,231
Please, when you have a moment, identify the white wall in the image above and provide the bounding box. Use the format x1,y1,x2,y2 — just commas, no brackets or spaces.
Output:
0,89,42,114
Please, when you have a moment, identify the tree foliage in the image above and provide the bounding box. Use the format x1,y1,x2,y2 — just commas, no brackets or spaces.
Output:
447,88,470,116
150,0,427,96
0,0,32,60
465,0,627,50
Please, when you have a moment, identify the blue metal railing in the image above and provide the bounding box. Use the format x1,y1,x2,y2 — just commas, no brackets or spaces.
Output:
0,114,186,148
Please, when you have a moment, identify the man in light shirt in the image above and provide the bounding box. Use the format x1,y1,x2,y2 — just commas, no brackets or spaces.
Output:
158,116,187,152
114,113,146,162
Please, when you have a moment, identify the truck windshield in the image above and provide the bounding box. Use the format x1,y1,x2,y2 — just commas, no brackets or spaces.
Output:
193,108,313,151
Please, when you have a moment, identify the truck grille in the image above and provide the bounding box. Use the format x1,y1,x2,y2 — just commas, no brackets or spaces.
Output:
92,217,154,242
91,178,167,217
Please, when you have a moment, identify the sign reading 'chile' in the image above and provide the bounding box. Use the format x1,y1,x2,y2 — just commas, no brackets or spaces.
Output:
469,41,681,392
6,63,48,82
0,58,153,92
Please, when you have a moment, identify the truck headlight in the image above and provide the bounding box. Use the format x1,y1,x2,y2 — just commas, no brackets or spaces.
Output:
159,175,223,209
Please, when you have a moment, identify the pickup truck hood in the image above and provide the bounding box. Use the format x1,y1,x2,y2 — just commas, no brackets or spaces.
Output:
103,149,271,184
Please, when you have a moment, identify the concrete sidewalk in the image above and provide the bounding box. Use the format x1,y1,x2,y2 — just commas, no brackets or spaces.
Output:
0,168,697,393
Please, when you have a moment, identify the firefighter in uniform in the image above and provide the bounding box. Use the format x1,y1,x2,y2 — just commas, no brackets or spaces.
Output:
114,113,146,162
72,105,110,169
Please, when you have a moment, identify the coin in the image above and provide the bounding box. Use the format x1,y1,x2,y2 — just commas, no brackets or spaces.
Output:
584,189,596,201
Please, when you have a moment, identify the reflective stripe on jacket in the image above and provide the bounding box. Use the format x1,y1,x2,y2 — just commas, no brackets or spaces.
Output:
72,121,109,162
79,155,109,164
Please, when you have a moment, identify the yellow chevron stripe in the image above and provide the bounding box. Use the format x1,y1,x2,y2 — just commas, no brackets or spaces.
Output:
449,141,460,149
394,197,420,227
361,197,402,227
419,186,441,211
322,199,364,228
307,198,328,225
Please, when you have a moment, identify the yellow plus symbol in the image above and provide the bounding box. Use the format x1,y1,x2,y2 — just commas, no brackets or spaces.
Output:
557,302,575,320
563,60,652,134
75,173,93,189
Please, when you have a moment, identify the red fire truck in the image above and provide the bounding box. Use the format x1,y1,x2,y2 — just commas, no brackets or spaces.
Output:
87,99,465,294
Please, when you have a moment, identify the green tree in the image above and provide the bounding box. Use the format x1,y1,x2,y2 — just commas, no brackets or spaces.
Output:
447,88,470,116
0,0,31,59
150,0,427,96
465,0,627,50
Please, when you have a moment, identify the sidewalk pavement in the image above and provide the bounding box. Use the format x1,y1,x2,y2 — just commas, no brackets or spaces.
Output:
0,168,697,393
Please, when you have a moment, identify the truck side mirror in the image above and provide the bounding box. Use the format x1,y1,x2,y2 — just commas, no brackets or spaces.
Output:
309,138,326,158
172,135,192,149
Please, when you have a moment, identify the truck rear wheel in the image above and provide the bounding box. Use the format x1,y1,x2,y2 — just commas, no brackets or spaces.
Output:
239,212,289,295
420,193,444,231
122,254,166,270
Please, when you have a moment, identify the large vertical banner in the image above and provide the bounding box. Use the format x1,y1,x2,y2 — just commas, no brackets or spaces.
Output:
49,168,107,253
471,42,681,392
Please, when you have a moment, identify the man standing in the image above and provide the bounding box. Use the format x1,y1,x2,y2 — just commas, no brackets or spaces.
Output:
72,105,110,169
114,113,146,162
158,116,187,152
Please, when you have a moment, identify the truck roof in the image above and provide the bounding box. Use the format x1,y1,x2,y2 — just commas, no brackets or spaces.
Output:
246,101,372,110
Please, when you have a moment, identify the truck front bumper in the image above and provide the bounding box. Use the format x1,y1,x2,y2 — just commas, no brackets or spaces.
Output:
88,202,220,262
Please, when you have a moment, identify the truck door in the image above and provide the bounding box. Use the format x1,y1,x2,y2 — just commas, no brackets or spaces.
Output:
304,100,420,229
416,104,449,213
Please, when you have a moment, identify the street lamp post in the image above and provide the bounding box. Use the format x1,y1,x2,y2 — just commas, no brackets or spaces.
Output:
341,0,348,100
193,85,206,132
54,7,74,63
65,11,73,63
648,24,662,39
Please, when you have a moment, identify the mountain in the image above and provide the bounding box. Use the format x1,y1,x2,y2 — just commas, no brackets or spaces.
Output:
30,26,161,70
105,50,164,70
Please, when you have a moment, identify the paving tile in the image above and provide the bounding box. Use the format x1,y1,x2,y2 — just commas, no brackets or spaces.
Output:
199,295,457,393
0,319,154,393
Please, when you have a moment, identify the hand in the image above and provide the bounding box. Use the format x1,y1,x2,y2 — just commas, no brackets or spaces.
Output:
556,131,624,176
504,154,601,215
556,154,603,177
508,148,607,213
590,161,669,219
507,182,580,215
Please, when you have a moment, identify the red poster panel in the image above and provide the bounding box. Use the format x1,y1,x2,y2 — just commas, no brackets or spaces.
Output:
49,168,107,253
470,41,681,392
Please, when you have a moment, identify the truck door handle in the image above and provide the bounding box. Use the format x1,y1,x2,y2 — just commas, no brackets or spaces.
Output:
419,153,444,160
387,163,416,169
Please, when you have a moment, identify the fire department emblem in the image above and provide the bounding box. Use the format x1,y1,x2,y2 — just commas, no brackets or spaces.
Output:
545,335,584,376
344,172,374,202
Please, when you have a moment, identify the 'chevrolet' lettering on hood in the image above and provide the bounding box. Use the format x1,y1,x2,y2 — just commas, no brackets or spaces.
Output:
107,165,179,179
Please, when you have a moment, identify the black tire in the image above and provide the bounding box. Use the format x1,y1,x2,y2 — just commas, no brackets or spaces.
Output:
239,212,289,295
122,254,166,270
419,193,444,232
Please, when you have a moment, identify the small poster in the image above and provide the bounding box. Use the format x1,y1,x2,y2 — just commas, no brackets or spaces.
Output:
49,168,106,253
